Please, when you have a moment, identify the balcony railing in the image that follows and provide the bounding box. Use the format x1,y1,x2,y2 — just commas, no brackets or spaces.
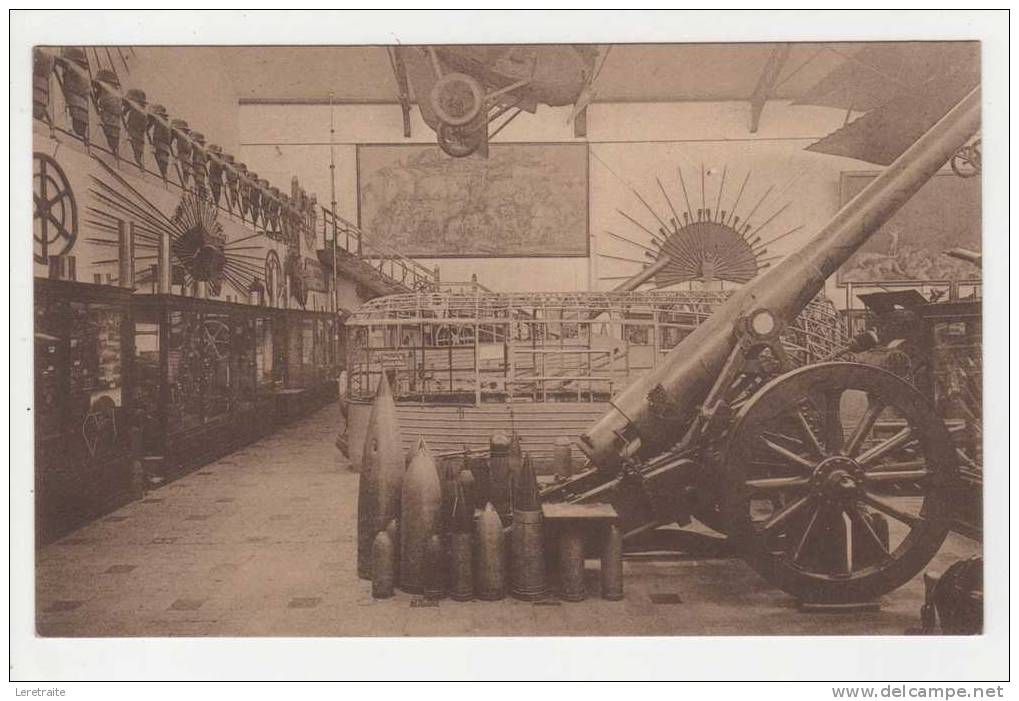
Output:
32,46,439,295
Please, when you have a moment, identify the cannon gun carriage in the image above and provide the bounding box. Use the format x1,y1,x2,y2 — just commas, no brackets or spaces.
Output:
541,88,981,604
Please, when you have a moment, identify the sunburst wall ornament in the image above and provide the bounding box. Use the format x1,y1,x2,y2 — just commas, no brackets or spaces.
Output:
86,157,269,297
597,163,803,292
171,194,226,291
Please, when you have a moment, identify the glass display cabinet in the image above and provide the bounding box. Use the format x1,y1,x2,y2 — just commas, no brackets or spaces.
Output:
34,279,135,543
131,295,341,478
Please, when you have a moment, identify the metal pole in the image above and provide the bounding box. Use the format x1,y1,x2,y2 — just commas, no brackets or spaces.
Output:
158,229,171,294
118,219,135,289
329,90,339,314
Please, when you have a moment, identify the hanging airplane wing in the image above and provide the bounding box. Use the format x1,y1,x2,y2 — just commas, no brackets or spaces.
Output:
802,42,979,165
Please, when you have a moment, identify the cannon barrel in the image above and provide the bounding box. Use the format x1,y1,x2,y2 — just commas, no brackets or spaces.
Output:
580,87,981,473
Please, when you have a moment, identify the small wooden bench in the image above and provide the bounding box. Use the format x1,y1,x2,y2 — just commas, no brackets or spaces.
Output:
541,502,618,601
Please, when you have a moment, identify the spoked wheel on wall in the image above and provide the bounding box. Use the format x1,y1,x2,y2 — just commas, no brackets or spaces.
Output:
721,362,957,603
34,153,78,263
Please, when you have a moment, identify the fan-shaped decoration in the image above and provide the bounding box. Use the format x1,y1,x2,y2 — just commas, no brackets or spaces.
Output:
646,217,762,287
598,164,802,292
171,194,226,293
86,157,269,297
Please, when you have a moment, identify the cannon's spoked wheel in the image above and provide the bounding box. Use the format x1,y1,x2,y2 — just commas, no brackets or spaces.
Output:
34,153,78,263
722,362,956,603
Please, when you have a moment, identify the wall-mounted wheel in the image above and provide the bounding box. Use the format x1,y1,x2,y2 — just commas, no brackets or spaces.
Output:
721,362,956,603
33,153,78,263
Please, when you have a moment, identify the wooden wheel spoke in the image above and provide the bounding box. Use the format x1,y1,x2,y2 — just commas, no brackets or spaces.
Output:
794,407,826,457
857,426,915,467
45,189,70,209
823,388,843,454
858,493,922,528
863,460,929,483
759,494,813,536
761,430,807,451
725,362,952,600
759,437,816,472
791,505,820,563
846,398,886,457
745,475,811,491
837,513,851,576
847,504,891,561
863,470,929,484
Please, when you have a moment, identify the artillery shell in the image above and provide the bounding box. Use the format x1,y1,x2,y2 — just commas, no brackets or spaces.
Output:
474,503,506,601
371,530,396,599
451,476,475,534
356,373,405,580
508,432,524,487
509,456,546,600
124,89,148,165
558,527,586,602
468,453,490,510
601,524,624,601
60,48,90,139
386,518,400,578
32,48,56,121
149,105,171,180
450,531,474,601
423,534,448,600
513,456,540,513
456,470,477,526
399,441,442,594
437,455,461,535
510,511,547,601
356,472,374,580
489,432,512,520
93,70,122,154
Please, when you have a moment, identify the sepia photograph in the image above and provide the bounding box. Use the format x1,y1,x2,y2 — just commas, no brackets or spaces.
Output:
9,9,1010,686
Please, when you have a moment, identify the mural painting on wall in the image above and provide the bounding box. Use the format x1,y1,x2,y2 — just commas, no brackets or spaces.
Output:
837,172,981,285
358,143,589,258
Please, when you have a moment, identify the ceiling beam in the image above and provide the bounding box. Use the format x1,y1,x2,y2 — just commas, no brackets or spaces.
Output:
388,47,413,138
573,106,587,138
749,44,792,134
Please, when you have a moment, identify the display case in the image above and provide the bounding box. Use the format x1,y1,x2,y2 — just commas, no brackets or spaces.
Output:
131,296,341,478
34,279,135,543
273,308,343,422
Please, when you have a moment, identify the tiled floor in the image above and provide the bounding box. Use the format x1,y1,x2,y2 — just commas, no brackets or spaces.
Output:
36,403,981,637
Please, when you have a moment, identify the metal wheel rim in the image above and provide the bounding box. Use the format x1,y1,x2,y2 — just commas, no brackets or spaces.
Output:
722,362,955,602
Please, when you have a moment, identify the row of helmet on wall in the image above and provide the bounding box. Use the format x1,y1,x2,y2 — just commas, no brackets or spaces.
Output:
33,46,320,247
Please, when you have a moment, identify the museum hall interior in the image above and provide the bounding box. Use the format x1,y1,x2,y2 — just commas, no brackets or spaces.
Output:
31,42,983,638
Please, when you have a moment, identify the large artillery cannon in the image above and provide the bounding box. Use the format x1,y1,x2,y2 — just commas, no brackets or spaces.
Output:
542,88,981,604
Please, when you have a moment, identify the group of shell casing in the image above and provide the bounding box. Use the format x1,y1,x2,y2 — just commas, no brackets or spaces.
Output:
33,47,320,241
357,374,624,602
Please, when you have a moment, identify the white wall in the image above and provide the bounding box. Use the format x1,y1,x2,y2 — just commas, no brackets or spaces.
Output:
238,99,872,299
127,47,242,155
